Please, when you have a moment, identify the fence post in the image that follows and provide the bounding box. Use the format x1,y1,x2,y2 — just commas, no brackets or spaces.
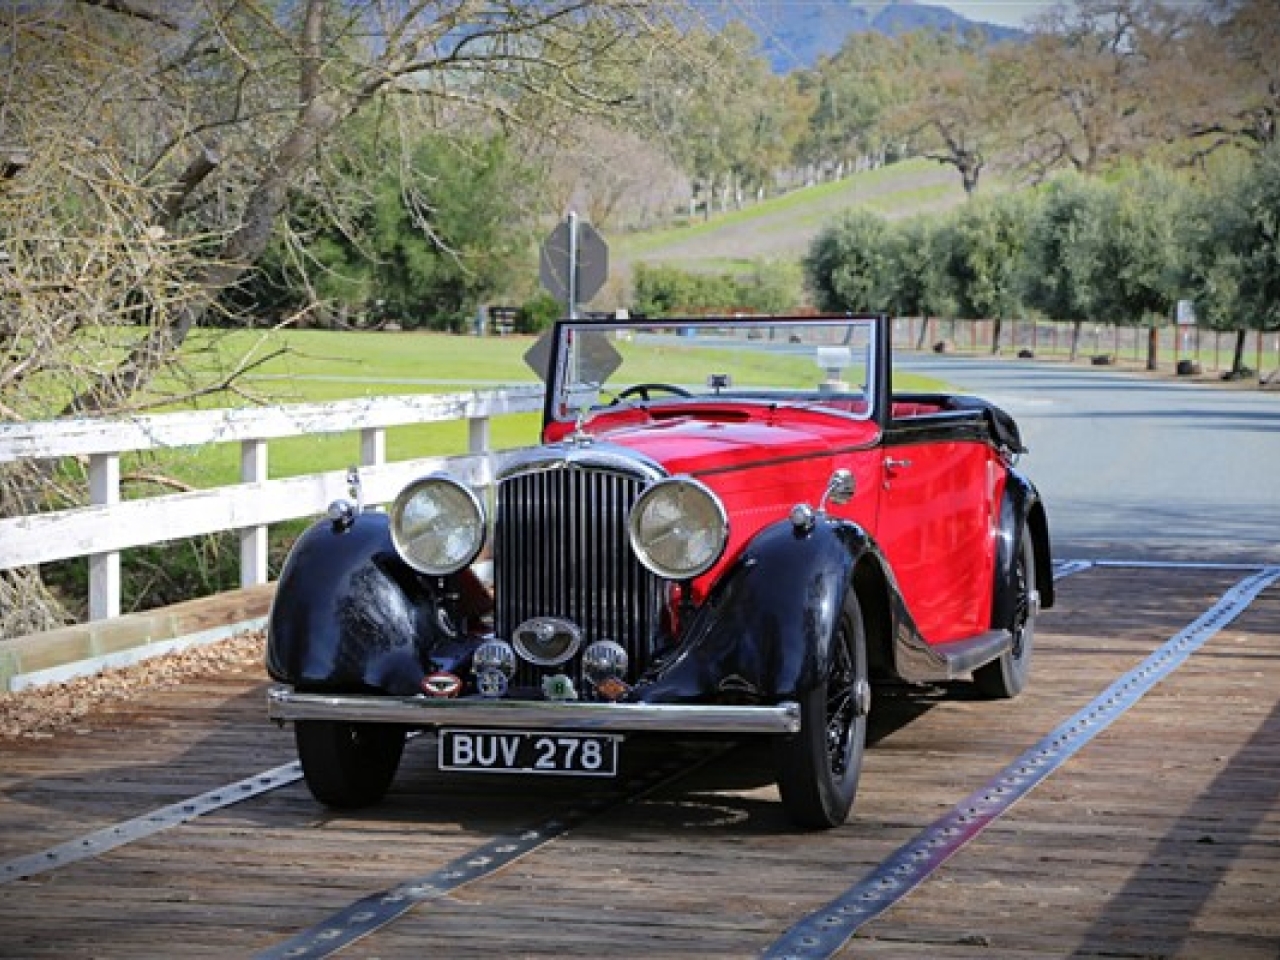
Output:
469,415,493,490
468,415,490,457
88,452,121,620
240,439,268,587
360,426,385,467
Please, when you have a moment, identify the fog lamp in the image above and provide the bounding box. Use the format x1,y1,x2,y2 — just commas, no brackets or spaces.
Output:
583,640,629,684
513,617,583,666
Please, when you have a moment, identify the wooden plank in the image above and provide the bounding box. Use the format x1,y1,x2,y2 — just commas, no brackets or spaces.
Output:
0,567,1276,959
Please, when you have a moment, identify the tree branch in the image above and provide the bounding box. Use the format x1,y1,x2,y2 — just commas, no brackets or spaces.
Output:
76,0,179,30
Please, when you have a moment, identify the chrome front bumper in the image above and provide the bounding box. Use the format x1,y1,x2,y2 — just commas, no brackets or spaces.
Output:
267,686,801,735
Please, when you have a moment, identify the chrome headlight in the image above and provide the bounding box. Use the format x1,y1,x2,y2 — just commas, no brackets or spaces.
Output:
628,477,729,580
389,475,486,576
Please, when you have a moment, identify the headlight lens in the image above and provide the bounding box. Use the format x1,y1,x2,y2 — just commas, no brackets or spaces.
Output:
390,475,486,576
628,477,728,580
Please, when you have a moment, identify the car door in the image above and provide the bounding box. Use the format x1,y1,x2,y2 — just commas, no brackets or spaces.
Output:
874,415,999,644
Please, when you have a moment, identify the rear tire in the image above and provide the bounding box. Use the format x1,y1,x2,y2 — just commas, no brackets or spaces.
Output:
296,720,405,809
774,589,869,829
974,525,1037,699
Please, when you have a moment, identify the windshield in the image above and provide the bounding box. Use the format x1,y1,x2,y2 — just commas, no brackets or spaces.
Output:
544,316,877,421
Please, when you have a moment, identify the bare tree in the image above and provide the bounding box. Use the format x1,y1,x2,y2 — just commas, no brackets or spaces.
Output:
533,118,689,233
0,0,697,634
886,32,1005,198
1174,0,1280,159
996,0,1156,180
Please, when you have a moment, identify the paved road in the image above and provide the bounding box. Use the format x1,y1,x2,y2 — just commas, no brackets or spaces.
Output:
899,353,1280,565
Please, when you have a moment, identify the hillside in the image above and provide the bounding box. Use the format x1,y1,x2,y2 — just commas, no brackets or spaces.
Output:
610,157,968,282
705,1,1025,72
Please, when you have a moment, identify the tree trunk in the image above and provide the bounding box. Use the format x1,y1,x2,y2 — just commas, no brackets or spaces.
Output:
1069,320,1083,362
916,315,931,350
991,316,1003,354
1231,328,1249,376
1146,323,1159,371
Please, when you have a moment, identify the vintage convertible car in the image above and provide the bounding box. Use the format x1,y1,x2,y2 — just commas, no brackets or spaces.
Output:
266,314,1052,828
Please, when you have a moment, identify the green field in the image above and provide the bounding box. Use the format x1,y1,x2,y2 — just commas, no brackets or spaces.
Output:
611,157,968,277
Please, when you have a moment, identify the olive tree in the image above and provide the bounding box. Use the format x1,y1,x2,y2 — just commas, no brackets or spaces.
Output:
803,209,892,313
1019,173,1111,360
1089,166,1190,369
942,192,1030,353
885,216,955,348
1184,144,1280,379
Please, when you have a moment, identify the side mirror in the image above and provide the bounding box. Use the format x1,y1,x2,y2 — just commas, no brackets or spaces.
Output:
819,468,856,509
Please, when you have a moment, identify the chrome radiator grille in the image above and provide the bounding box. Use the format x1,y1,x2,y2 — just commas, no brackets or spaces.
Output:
494,463,664,688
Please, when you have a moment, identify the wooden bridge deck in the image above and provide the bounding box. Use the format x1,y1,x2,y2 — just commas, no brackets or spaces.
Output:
0,563,1277,959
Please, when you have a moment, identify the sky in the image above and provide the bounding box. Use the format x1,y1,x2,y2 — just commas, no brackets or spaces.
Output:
933,1,1054,28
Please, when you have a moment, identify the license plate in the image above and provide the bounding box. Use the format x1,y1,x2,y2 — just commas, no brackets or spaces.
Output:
438,729,620,777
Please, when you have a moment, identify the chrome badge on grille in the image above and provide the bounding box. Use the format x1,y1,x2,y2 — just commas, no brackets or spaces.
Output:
512,616,583,666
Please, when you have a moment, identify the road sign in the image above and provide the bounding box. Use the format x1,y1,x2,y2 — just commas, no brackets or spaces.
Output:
523,325,622,385
539,214,608,313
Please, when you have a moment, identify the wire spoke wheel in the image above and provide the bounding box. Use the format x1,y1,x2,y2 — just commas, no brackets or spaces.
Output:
775,588,869,829
975,525,1038,699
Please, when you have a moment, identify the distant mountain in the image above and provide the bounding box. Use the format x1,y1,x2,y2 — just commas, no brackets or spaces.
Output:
706,1,1026,72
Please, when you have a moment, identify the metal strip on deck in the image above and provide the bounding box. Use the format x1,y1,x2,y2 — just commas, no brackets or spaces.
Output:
0,762,302,885
761,565,1280,960
254,744,731,960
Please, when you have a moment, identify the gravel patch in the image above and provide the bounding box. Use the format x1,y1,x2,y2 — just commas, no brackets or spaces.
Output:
0,632,266,741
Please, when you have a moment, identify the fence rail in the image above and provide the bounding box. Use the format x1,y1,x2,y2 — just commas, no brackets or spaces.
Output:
894,317,1280,376
0,387,545,623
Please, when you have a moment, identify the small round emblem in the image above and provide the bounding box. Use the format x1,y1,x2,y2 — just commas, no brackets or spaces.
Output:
476,668,509,699
422,671,462,698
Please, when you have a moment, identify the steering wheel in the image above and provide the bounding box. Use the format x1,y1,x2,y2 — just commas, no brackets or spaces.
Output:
616,382,693,402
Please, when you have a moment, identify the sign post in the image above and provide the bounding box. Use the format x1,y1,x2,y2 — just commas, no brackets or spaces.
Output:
539,212,608,318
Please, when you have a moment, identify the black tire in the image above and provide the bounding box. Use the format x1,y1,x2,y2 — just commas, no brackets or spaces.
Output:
974,525,1037,699
295,720,406,809
774,589,870,829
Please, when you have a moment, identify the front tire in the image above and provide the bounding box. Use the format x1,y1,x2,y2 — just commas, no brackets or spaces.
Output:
296,719,406,809
774,589,869,829
974,525,1037,699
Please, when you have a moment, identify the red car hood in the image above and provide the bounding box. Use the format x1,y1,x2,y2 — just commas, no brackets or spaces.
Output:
592,411,879,475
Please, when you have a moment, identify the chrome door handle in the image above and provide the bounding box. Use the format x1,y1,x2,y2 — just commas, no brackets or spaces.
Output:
884,457,913,470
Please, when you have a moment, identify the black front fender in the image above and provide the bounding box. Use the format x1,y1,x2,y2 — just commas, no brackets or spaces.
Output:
266,513,442,696
637,517,873,704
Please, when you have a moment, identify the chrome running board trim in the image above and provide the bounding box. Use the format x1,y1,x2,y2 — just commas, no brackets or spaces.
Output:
894,628,1012,683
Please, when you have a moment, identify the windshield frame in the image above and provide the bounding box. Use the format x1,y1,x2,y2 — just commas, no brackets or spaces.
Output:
541,314,888,429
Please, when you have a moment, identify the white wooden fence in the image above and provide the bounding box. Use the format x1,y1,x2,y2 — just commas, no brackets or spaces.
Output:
0,387,545,623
